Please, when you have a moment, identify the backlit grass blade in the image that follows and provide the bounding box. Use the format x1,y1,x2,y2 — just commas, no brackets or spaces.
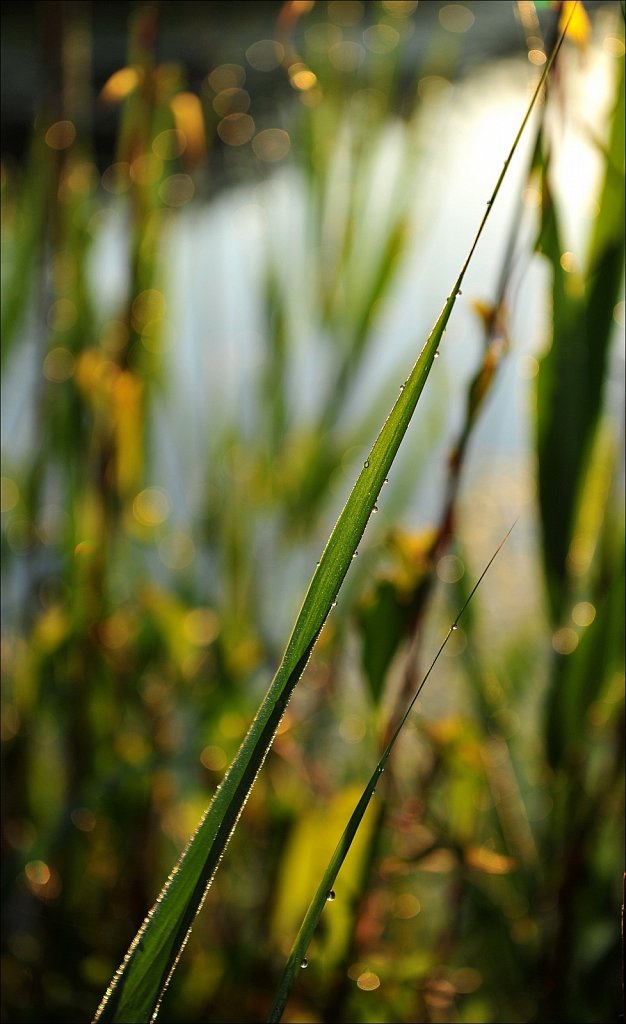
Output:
93,15,571,1024
536,52,624,621
267,524,516,1024
93,277,455,1024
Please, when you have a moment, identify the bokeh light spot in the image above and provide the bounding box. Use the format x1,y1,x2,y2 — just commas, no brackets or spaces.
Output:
183,608,220,646
217,113,256,147
252,128,291,162
436,554,465,583
132,487,170,526
288,64,318,91
559,251,578,273
363,24,400,54
245,39,285,71
572,601,596,627
43,347,75,383
25,860,51,886
152,129,187,160
328,41,366,72
528,48,547,65
158,530,195,569
47,298,77,332
552,627,579,655
382,0,418,16
101,162,132,194
200,745,228,772
394,893,421,919
418,75,452,100
130,153,163,187
424,977,456,1009
159,173,195,207
450,967,482,993
71,807,96,832
603,35,625,57
439,4,475,33
208,63,246,92
356,971,381,991
131,289,166,328
45,120,76,150
212,87,251,117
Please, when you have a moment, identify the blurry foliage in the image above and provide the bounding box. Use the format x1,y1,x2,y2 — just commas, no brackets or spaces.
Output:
1,2,624,1023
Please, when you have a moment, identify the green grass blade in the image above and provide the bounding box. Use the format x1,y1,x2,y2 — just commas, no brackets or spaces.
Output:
93,291,455,1024
93,17,570,1023
536,52,624,621
266,524,516,1024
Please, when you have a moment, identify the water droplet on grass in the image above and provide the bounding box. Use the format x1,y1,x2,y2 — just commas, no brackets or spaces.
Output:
373,505,378,513
434,351,440,359
327,890,336,902
364,460,370,468
300,958,308,969
452,624,458,631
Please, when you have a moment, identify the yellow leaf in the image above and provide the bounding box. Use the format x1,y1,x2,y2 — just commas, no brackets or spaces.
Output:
113,371,143,496
464,845,516,875
169,92,206,164
33,605,72,653
271,786,378,965
559,1,590,49
100,66,142,103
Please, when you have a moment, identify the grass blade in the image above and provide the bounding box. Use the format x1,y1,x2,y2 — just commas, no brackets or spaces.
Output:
93,14,571,1023
536,52,625,621
94,271,455,1024
266,524,516,1023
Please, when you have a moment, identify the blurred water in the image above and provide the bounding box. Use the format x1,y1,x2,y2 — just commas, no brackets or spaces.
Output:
1,39,624,636
146,45,623,521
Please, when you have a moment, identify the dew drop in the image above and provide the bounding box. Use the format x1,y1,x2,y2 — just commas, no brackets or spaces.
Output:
327,890,336,902
434,351,440,359
384,477,389,484
373,505,378,513
399,383,405,392
364,460,370,469
331,600,337,608
352,551,358,559
300,958,308,969
452,624,458,631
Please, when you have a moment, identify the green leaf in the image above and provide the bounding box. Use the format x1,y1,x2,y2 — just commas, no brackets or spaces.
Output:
94,25,567,1022
357,578,414,706
266,525,516,1023
535,55,625,622
94,291,456,1024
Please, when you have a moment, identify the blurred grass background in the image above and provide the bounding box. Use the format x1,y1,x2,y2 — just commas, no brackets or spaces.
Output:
1,2,624,1022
